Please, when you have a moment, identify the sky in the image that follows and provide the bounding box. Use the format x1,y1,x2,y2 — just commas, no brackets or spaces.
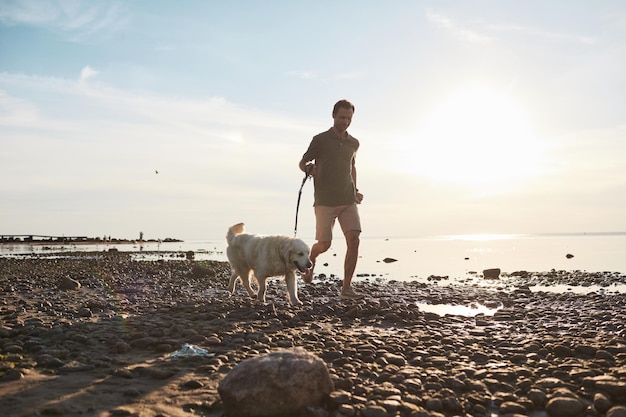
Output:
1,0,625,241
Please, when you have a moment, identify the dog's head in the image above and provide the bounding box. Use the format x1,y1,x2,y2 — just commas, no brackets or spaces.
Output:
281,238,313,273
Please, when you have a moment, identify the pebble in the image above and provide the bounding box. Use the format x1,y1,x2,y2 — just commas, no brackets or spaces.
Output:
0,253,625,416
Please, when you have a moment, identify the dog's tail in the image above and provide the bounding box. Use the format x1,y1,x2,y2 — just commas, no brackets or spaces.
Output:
226,222,245,245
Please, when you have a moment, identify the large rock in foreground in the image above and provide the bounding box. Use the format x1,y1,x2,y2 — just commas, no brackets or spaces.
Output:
218,347,334,417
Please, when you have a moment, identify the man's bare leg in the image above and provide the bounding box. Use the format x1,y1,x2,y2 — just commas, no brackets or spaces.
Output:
302,240,331,283
342,230,360,290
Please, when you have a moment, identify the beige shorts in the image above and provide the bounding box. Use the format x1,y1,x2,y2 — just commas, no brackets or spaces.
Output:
314,204,361,241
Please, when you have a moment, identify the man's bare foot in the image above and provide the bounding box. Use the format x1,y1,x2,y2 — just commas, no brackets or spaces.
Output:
340,286,365,300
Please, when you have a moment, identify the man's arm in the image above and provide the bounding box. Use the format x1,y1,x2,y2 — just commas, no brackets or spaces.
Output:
352,160,363,203
300,137,318,174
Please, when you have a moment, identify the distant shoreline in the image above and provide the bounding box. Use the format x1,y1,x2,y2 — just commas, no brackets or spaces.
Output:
0,237,183,246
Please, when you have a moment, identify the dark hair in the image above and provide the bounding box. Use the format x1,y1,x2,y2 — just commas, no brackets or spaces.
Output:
332,99,355,117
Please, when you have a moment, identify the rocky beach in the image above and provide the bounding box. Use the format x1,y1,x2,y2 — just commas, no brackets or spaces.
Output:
1,252,625,417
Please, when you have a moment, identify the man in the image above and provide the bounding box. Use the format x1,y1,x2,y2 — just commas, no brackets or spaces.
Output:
299,99,365,300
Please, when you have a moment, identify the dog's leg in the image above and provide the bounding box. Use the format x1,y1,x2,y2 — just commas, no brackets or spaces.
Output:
256,275,268,303
285,271,302,305
227,270,239,295
240,270,257,299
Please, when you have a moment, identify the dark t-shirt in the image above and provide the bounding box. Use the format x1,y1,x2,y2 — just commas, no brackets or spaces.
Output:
301,128,359,206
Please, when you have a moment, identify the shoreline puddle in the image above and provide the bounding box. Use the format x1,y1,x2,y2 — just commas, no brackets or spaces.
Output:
416,302,502,317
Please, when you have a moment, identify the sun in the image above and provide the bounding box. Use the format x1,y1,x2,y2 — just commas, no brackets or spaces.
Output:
227,132,244,143
400,84,546,193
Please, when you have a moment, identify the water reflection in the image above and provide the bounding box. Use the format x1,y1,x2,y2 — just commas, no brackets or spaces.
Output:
530,284,626,294
416,302,501,317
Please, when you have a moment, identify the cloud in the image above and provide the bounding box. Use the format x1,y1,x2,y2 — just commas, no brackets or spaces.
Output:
426,9,491,42
0,89,40,126
0,0,128,40
285,69,365,82
423,8,595,46
0,0,58,25
0,70,316,152
486,24,595,45
0,70,321,238
331,71,366,81
285,70,318,79
80,65,98,82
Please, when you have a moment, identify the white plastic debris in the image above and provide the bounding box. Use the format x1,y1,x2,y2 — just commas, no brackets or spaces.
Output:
170,343,213,358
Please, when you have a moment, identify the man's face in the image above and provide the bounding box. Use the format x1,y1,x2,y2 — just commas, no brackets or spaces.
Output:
333,107,353,133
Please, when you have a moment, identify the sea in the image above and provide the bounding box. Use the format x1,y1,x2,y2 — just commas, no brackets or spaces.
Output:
2,232,624,314
2,232,624,280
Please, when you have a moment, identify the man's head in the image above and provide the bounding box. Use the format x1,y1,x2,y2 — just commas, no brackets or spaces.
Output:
332,99,355,117
332,99,354,134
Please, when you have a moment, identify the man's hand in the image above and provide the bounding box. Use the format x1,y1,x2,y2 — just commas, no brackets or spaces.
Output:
305,163,316,176
356,192,363,204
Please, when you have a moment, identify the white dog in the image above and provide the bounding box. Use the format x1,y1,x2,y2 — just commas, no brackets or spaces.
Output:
226,223,312,305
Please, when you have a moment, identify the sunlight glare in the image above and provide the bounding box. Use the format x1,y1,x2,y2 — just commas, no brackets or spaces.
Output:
442,233,526,241
401,85,546,193
227,132,244,143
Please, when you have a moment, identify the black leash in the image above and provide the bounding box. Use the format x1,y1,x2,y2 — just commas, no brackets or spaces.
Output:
294,173,311,237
